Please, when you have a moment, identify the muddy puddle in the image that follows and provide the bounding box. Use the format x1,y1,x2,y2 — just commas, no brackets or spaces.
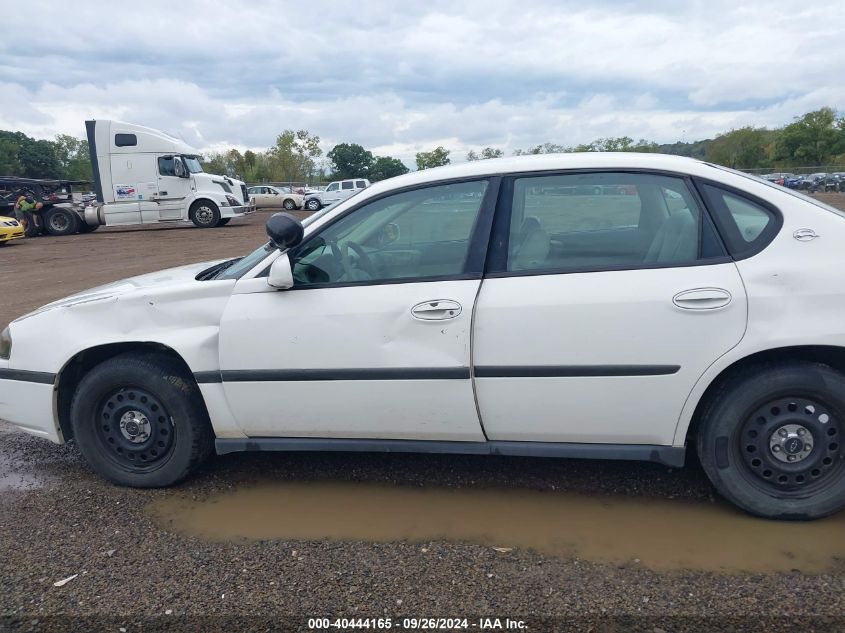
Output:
147,482,845,574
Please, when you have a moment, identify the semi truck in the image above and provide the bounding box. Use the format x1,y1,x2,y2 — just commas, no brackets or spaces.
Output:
75,119,253,233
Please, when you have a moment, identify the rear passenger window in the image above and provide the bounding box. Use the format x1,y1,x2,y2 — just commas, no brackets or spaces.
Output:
699,184,779,258
355,180,367,188
503,172,723,273
342,181,354,190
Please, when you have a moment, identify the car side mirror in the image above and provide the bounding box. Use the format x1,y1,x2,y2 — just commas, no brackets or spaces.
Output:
266,212,304,250
268,252,294,289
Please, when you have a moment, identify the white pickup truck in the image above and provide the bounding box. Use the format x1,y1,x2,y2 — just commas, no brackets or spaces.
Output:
304,178,370,211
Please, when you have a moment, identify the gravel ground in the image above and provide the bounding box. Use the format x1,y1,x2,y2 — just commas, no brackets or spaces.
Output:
2,199,845,632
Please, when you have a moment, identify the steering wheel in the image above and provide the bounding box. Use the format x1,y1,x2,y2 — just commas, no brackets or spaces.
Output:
345,241,377,277
328,240,376,280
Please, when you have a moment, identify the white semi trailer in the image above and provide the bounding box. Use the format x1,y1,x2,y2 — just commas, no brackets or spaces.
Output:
77,120,254,232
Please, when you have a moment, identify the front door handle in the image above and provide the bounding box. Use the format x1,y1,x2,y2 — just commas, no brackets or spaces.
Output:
673,288,732,310
411,299,462,321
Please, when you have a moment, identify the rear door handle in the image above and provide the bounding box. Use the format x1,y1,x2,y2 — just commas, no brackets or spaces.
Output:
411,299,462,320
673,288,732,310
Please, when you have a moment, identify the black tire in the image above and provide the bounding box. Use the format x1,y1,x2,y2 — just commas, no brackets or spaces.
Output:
43,206,80,236
77,222,99,233
217,218,231,226
305,198,321,211
697,362,845,519
70,354,214,487
189,200,221,228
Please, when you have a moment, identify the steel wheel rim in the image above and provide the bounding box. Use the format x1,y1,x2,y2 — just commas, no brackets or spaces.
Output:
96,387,176,472
738,396,843,496
195,206,214,224
50,213,68,231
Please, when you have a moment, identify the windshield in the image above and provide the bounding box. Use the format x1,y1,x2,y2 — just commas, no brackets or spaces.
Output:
215,242,275,280
183,156,204,174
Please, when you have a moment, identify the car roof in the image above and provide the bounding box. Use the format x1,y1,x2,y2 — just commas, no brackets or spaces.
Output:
362,152,711,197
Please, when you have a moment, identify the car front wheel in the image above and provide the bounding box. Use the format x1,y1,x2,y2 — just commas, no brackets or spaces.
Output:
305,198,321,211
70,354,214,487
697,362,845,519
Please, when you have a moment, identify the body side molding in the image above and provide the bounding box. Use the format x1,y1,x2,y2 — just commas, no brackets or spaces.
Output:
215,437,686,467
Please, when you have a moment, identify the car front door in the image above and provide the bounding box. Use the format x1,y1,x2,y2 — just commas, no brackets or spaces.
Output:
218,178,498,441
322,182,341,206
472,171,747,446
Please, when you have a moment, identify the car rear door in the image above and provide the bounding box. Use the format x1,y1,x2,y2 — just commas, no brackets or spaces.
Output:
472,171,747,446
218,178,499,441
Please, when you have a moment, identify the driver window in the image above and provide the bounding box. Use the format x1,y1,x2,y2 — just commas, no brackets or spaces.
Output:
326,183,339,192
291,180,488,286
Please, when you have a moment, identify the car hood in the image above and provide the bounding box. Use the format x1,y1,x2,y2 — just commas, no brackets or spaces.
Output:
15,259,229,321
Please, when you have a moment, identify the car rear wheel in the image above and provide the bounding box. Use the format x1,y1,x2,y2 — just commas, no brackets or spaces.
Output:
43,207,80,236
283,198,296,210
697,362,845,519
70,354,214,487
305,198,321,211
189,201,220,228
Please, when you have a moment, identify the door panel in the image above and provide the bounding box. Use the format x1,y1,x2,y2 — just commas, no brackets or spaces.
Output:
219,280,484,439
473,264,747,444
218,178,494,440
473,171,746,446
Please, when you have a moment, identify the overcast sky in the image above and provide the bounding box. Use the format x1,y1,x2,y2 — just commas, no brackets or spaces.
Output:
1,0,843,165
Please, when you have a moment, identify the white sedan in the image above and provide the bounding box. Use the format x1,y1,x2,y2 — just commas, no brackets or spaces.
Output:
1,153,844,520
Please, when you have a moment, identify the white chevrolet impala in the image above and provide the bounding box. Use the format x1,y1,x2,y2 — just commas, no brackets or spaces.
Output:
2,153,844,519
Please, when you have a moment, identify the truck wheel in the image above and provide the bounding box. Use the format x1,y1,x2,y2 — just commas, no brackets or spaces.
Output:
78,222,99,233
697,362,845,520
43,207,80,236
305,198,321,211
217,218,231,226
70,353,214,487
189,201,220,228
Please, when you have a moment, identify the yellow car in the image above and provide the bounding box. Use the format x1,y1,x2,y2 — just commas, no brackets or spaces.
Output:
0,215,25,245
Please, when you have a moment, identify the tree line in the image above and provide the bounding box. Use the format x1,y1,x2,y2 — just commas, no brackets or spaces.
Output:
1,107,843,183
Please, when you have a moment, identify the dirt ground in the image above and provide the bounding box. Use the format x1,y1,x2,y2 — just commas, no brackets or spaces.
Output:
2,198,845,632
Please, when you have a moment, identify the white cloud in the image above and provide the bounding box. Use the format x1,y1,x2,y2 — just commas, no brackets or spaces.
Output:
0,0,843,164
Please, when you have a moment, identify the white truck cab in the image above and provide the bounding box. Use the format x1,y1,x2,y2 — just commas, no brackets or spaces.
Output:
304,178,370,211
84,120,255,229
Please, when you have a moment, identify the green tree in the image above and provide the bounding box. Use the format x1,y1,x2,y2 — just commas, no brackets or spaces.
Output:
513,142,569,155
467,147,504,161
369,156,409,181
705,127,771,169
327,143,375,179
415,146,450,170
774,107,845,166
53,134,93,181
267,129,323,182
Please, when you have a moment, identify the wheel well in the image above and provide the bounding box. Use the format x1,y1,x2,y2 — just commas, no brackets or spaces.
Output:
686,345,845,444
56,342,200,442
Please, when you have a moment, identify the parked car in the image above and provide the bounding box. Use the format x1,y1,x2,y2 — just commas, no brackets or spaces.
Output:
0,215,25,245
246,185,304,210
5,153,845,520
304,178,370,211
